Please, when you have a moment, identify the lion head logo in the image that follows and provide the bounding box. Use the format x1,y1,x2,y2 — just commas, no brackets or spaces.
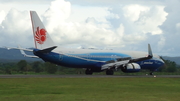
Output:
35,27,46,44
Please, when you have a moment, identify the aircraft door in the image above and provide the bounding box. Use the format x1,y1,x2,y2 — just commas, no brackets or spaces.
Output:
59,52,63,61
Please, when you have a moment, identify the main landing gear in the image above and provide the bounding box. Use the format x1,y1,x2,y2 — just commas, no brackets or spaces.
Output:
150,70,155,75
150,72,154,75
106,69,114,75
85,68,114,75
85,69,93,75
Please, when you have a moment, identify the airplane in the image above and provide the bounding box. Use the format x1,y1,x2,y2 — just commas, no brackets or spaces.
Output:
7,11,165,75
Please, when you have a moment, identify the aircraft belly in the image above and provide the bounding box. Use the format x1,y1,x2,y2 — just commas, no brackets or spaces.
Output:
59,56,103,68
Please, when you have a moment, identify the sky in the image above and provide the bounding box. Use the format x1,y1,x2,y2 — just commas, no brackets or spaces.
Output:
0,0,180,56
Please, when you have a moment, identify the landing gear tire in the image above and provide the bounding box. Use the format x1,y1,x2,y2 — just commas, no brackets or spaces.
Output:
150,72,154,75
106,69,114,75
85,69,93,75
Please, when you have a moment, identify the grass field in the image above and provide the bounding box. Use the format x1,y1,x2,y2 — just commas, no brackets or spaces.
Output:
0,77,180,101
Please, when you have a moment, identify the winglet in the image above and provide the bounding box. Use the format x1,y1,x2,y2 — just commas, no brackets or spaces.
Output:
148,44,153,58
128,44,153,63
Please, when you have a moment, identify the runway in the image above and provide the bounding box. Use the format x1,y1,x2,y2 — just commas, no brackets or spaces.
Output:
0,74,180,78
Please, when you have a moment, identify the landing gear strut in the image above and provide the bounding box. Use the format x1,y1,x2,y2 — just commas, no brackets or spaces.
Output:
85,69,93,75
106,69,114,75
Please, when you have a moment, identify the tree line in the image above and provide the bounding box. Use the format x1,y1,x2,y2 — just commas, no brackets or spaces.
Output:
0,60,84,74
158,57,179,73
0,58,179,74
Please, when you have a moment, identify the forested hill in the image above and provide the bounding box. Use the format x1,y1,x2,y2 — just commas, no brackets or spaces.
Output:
0,48,180,65
0,48,39,63
162,56,180,65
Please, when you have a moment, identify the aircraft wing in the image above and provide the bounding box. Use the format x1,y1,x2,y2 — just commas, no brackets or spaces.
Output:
101,60,129,70
101,44,153,70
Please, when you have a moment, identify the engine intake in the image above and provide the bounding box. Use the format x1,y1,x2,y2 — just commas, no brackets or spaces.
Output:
121,63,141,73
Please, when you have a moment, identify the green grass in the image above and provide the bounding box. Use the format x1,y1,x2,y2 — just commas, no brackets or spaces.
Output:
0,78,180,101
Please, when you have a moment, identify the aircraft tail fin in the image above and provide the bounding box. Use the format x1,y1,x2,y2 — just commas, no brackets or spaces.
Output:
30,11,55,50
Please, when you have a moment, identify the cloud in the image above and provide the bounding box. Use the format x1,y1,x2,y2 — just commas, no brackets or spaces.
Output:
106,4,167,47
41,0,168,49
157,0,180,55
42,0,117,47
124,5,167,35
0,9,32,47
134,6,168,35
0,10,5,24
67,0,165,6
43,0,71,32
1,0,180,56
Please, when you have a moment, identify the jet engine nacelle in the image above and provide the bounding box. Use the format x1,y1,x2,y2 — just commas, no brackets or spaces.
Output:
121,63,141,73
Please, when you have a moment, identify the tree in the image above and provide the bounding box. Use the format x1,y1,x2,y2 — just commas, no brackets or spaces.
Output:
166,60,177,72
17,60,27,73
160,59,177,72
159,57,177,73
5,65,12,74
44,62,58,74
32,61,43,73
25,64,32,74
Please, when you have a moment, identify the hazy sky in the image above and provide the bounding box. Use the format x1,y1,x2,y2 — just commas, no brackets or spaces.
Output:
0,0,180,56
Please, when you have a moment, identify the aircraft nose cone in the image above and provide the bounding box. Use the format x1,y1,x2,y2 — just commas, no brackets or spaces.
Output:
160,58,165,63
159,59,165,67
156,55,165,66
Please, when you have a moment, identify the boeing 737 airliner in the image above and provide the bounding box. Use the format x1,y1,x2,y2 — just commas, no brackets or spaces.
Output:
8,11,164,75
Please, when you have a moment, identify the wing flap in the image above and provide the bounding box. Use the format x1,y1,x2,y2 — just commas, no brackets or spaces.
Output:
101,60,129,70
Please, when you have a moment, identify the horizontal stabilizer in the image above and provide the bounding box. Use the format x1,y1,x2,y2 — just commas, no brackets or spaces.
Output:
36,46,57,53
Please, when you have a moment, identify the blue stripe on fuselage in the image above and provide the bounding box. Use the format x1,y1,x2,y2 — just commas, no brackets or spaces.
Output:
33,49,164,71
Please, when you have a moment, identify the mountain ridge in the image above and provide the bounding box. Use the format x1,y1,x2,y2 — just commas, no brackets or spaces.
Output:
0,48,39,63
